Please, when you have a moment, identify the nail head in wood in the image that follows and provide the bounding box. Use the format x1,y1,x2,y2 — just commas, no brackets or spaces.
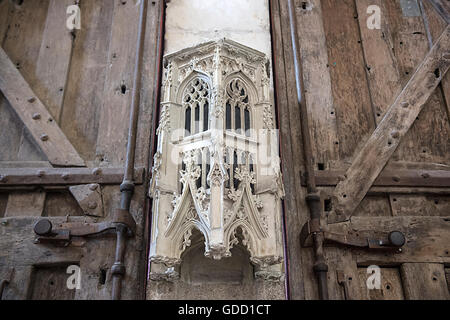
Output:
40,134,49,141
32,113,41,120
88,202,98,210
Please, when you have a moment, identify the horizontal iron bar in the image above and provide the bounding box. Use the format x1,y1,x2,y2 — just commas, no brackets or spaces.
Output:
301,169,450,188
0,167,145,186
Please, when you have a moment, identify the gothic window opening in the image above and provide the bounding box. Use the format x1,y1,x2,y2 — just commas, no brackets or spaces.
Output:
225,79,251,137
225,149,256,191
183,78,210,137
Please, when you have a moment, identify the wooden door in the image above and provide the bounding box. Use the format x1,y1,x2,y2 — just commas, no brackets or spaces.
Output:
0,0,163,300
271,0,450,300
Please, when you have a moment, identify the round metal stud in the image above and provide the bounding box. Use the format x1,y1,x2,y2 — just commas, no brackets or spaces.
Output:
388,231,406,247
88,202,98,210
34,219,53,236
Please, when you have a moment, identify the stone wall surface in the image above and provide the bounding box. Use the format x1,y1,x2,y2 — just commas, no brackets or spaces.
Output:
165,0,272,57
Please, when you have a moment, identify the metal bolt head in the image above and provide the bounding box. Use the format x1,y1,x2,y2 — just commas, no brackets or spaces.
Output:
0,175,7,183
40,134,49,141
32,113,41,120
422,172,430,179
37,170,45,178
34,219,53,236
1,220,8,226
92,168,102,176
401,102,409,108
28,97,36,103
61,173,70,180
89,184,99,191
391,131,400,139
392,176,401,182
388,231,406,247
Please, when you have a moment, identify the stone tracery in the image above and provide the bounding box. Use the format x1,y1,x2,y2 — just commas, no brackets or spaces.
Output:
149,39,284,280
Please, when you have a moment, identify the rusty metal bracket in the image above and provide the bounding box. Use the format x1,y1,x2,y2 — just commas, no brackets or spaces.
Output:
33,208,136,246
300,220,406,252
336,270,352,300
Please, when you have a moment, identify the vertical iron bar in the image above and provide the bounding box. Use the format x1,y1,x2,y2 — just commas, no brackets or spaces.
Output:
112,0,148,300
286,0,329,300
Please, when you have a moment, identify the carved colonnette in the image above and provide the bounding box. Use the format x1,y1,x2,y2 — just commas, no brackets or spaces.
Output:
148,39,285,281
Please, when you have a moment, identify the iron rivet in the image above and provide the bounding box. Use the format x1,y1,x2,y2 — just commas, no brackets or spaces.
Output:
32,113,41,120
62,173,70,180
92,168,102,175
1,221,8,226
40,134,49,141
0,175,8,183
422,173,430,179
89,184,98,191
28,97,36,103
391,131,400,139
401,102,409,108
88,202,98,210
392,176,401,182
37,170,45,178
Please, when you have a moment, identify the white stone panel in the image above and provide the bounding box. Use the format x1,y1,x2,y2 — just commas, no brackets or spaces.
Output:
165,0,272,57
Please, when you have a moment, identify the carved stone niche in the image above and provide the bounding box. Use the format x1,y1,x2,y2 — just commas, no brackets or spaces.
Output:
149,39,285,282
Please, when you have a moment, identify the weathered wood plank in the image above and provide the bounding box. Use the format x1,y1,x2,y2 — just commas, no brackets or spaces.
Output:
303,169,450,187
355,0,402,124
0,47,85,167
321,0,375,161
34,0,75,121
4,191,46,217
332,25,450,221
401,263,450,300
390,194,450,217
295,0,338,166
29,265,76,300
275,0,308,300
0,167,144,186
60,0,115,162
386,0,450,165
0,0,11,43
357,267,404,300
422,0,450,124
428,0,450,24
95,0,140,165
0,0,49,162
